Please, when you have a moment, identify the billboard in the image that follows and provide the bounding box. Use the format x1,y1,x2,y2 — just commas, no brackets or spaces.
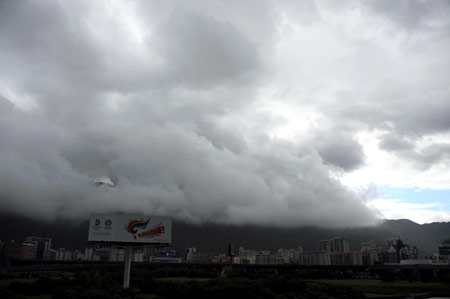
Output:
88,214,172,244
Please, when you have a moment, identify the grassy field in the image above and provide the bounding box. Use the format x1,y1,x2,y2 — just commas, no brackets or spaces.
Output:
152,277,450,297
2,273,450,298
307,279,450,295
0,277,37,288
155,276,213,282
0,280,52,299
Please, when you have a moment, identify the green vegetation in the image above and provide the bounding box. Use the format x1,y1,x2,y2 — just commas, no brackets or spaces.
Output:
1,268,450,298
133,277,365,299
307,279,450,296
0,269,364,299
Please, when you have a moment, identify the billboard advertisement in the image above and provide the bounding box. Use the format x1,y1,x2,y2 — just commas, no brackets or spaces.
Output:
88,214,172,244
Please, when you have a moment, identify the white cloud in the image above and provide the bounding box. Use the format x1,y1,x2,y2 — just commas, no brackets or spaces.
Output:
367,198,450,224
340,130,450,190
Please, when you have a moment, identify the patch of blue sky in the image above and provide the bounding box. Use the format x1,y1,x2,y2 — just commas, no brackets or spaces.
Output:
377,185,450,211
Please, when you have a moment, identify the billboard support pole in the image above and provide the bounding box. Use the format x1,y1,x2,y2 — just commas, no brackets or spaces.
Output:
123,245,132,289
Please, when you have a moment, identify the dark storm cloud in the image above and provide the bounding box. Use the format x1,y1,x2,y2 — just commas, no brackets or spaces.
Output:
0,0,105,89
379,134,450,169
310,131,366,171
0,0,383,227
334,90,450,136
151,9,261,88
0,94,375,226
321,0,450,169
262,1,450,174
379,134,414,152
364,0,450,31
333,81,450,168
412,143,450,167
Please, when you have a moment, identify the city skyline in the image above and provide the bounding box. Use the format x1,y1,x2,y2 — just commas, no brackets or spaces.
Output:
0,233,429,266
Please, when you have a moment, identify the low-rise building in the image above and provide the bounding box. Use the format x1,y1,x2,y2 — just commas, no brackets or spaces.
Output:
255,251,283,265
361,238,418,265
94,244,126,262
109,249,124,262
132,251,144,262
72,250,84,261
7,242,33,260
277,247,303,264
298,251,330,265
362,250,379,265
361,241,378,265
238,247,257,263
186,247,216,263
84,248,94,261
55,248,65,261
141,244,170,262
63,249,73,261
0,241,7,260
151,252,182,263
330,251,362,265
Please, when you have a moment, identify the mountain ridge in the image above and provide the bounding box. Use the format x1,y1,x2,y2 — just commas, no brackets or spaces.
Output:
0,213,448,256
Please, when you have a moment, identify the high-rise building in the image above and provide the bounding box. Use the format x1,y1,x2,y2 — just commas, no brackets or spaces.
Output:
377,246,398,264
316,240,330,252
439,243,450,256
385,237,418,262
329,237,350,253
47,248,57,260
24,237,52,260
361,240,376,252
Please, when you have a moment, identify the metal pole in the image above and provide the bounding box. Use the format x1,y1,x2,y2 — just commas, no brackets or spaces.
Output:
123,245,132,289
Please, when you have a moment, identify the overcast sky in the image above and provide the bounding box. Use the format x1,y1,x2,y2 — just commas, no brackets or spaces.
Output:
1,0,450,226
